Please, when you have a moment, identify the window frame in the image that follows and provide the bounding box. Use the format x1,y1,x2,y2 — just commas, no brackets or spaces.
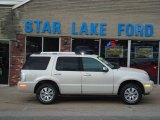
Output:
81,57,106,72
25,36,60,60
22,56,51,70
56,57,81,71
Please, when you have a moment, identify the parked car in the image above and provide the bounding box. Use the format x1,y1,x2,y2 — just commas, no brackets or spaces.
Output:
18,52,153,105
130,59,158,83
74,46,95,55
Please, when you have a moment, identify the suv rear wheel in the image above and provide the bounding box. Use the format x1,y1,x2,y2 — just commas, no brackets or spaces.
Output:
36,84,58,104
120,84,142,105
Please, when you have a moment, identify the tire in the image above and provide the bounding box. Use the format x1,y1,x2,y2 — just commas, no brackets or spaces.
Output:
120,84,142,105
36,84,58,104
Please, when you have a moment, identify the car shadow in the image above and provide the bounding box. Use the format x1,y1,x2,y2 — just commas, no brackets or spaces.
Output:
56,95,122,104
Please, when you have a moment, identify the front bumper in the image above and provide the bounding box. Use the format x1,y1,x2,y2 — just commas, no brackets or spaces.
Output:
18,81,35,93
143,80,154,95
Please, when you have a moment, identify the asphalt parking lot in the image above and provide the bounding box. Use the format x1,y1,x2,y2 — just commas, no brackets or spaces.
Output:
0,85,160,120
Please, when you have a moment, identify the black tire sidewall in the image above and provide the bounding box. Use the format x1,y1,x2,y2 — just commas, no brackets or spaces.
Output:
36,84,58,104
120,84,142,105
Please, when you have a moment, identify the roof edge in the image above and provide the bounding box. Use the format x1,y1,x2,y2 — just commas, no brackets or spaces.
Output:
12,0,31,9
0,1,19,5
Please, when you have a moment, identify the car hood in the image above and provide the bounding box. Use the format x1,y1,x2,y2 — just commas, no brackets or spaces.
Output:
117,67,146,74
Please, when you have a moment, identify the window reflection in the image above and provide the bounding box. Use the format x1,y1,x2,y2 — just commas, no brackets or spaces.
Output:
26,36,42,58
72,38,99,55
101,40,128,67
130,41,159,84
43,37,59,52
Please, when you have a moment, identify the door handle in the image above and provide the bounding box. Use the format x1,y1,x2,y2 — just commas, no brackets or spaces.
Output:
83,74,91,76
54,73,61,76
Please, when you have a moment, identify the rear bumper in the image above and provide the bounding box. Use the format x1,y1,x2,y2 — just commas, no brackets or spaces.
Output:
18,81,35,93
143,80,154,95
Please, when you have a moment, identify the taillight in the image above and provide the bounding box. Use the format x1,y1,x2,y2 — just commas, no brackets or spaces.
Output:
20,72,26,81
153,66,157,70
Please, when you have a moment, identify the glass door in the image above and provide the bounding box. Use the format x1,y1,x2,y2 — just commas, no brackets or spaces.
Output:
158,41,160,85
0,41,9,84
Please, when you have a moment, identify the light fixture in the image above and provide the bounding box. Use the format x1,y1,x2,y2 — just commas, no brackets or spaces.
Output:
64,39,68,45
15,40,20,48
11,40,20,48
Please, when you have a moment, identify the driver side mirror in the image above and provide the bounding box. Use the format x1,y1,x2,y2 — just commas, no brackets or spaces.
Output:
102,67,109,72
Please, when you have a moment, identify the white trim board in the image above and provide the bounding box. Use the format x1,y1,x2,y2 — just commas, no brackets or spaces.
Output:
12,0,31,9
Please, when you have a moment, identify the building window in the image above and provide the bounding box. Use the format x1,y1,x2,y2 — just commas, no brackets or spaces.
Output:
26,36,60,58
43,37,59,52
100,40,128,67
72,38,99,55
130,41,159,84
26,36,42,58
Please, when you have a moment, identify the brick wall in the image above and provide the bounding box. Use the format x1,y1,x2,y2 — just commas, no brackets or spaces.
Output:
9,34,25,86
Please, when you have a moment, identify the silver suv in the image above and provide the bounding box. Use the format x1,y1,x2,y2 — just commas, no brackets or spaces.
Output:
18,52,153,105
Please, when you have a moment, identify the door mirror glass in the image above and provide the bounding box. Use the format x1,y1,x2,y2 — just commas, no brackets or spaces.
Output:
102,67,108,72
111,63,120,69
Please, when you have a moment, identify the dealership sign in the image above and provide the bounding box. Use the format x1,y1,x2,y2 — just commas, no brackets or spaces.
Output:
24,20,154,37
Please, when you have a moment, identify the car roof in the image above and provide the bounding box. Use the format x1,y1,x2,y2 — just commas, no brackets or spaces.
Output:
30,52,98,58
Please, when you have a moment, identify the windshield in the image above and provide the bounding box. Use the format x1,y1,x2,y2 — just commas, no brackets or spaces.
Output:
97,56,116,69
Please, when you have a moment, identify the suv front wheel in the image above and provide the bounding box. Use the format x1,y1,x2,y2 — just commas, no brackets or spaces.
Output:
36,84,58,104
120,84,142,105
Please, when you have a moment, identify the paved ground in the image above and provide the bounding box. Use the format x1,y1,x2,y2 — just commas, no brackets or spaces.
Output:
0,85,160,120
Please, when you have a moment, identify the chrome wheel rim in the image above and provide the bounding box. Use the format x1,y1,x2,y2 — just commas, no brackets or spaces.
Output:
40,87,55,102
124,88,139,103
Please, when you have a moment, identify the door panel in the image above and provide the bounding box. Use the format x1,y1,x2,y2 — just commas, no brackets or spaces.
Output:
53,71,82,94
81,57,114,94
82,71,114,94
53,57,81,94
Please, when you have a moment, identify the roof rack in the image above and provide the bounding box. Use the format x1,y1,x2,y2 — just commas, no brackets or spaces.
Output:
40,52,75,55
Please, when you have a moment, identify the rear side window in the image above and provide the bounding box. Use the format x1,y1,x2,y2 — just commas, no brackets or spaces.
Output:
23,57,50,70
56,57,80,71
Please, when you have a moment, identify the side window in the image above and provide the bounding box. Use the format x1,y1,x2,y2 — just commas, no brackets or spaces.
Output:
82,57,104,72
23,57,50,70
56,57,80,71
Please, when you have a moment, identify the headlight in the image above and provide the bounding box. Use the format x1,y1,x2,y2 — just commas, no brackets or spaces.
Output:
144,72,148,75
144,84,152,88
20,72,26,81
